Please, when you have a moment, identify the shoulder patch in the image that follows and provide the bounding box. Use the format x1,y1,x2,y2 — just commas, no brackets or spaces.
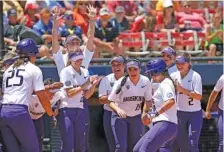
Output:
166,92,173,98
65,81,72,87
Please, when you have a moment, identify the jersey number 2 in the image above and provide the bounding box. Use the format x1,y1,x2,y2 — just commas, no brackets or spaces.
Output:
6,69,25,88
188,97,194,105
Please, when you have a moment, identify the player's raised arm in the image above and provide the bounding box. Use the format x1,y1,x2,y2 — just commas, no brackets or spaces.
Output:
52,6,61,54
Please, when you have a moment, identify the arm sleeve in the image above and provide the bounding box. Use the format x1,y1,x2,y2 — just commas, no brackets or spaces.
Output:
33,67,45,92
214,75,223,92
53,49,66,75
144,80,152,101
192,74,203,95
108,80,121,103
161,83,175,102
60,69,73,89
81,46,94,69
98,77,108,97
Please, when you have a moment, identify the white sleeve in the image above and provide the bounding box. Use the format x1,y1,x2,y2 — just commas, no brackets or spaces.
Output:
60,69,73,89
108,80,121,103
192,74,202,95
161,83,175,102
81,46,94,69
53,49,66,75
214,75,223,92
33,67,45,92
144,80,152,101
98,77,108,97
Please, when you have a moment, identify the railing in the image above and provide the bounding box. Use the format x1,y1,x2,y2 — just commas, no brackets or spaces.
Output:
36,57,223,65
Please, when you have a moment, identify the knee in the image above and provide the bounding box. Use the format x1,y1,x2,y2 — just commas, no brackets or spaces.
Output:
209,44,216,51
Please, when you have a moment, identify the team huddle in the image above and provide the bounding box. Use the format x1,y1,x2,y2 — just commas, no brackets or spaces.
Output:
0,5,222,152
0,37,222,152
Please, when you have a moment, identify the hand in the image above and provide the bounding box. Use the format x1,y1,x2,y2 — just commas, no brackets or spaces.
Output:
52,115,57,129
116,108,127,118
87,5,97,20
50,82,64,89
141,113,152,126
54,109,59,116
89,75,98,83
52,6,64,23
205,111,211,119
176,83,185,94
92,76,104,86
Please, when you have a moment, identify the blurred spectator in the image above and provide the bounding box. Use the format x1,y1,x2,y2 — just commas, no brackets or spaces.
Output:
73,1,90,35
156,0,180,12
3,0,24,21
95,8,119,42
177,1,206,32
106,1,137,22
94,7,122,56
157,0,178,32
131,14,156,32
59,11,87,43
114,6,129,32
33,8,53,45
205,12,223,59
4,9,19,46
20,3,39,28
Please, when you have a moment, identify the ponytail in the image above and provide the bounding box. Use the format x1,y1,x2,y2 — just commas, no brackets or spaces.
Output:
116,73,129,94
13,55,29,68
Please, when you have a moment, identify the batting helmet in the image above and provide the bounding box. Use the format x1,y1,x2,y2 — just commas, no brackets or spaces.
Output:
145,59,167,74
16,38,39,56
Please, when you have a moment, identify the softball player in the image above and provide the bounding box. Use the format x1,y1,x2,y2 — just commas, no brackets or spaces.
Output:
59,50,102,152
30,78,64,152
52,7,96,151
98,56,126,152
170,53,203,152
152,46,177,94
108,59,152,152
134,59,177,152
0,38,54,152
206,74,224,152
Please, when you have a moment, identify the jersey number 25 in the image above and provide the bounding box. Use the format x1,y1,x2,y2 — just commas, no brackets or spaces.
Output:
6,69,25,88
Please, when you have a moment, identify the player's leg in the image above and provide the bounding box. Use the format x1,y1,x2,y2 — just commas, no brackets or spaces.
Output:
58,108,75,152
111,114,128,152
127,114,144,152
33,117,44,152
134,121,177,152
217,109,223,152
188,110,203,152
4,105,39,152
173,111,190,152
1,126,21,152
103,110,116,152
0,131,7,152
74,108,86,152
83,98,90,152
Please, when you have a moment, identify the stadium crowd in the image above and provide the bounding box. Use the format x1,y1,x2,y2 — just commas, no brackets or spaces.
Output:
2,0,223,61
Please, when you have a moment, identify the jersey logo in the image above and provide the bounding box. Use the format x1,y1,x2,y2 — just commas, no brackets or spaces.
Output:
110,82,114,87
84,76,88,79
141,85,147,88
126,85,130,89
188,80,192,82
166,92,173,98
65,81,72,87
